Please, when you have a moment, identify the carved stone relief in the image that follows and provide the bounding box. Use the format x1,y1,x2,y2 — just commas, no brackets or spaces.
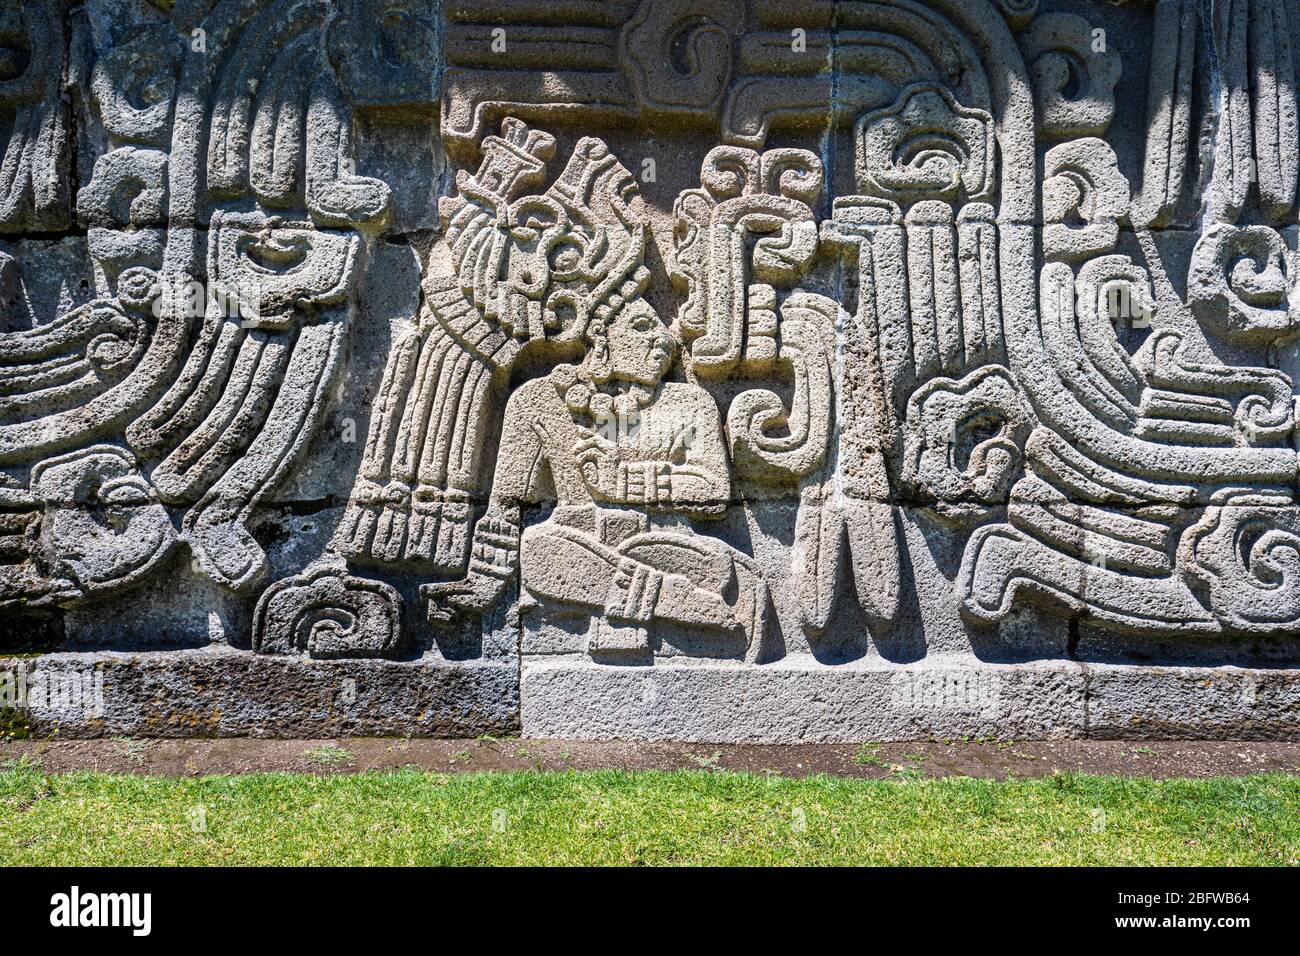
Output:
4,0,1300,742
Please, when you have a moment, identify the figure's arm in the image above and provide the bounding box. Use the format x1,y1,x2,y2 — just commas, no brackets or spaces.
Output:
422,500,521,623
665,389,731,515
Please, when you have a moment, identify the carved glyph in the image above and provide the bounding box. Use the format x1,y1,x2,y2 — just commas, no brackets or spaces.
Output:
254,557,403,659
1018,12,1120,139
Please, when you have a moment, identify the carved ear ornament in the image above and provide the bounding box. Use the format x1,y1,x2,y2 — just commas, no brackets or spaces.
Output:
587,334,613,384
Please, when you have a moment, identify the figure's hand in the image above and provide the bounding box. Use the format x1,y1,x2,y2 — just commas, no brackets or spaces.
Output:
574,431,619,500
422,576,506,625
574,430,617,461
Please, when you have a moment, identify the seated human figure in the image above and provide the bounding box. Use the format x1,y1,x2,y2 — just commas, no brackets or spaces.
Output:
423,296,768,656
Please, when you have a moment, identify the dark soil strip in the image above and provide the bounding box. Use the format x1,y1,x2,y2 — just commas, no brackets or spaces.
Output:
4,738,1300,779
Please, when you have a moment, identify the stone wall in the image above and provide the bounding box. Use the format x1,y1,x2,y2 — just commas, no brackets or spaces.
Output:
2,0,1300,741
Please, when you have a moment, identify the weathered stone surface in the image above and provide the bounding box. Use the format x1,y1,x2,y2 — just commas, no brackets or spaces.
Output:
521,657,1300,743
2,0,1300,741
522,656,1089,743
9,649,518,738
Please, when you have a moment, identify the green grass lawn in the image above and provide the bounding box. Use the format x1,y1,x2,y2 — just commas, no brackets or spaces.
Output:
2,759,1297,865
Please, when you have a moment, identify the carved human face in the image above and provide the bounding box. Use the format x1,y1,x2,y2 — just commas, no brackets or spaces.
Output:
603,299,674,386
